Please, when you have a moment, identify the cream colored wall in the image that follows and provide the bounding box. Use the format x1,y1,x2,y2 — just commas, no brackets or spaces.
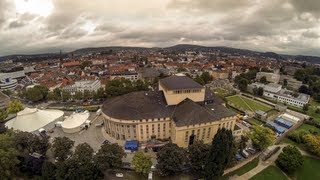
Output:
172,116,237,148
102,113,171,142
102,112,237,148
159,83,205,105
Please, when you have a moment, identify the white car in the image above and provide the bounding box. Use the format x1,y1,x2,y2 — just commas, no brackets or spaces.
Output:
116,173,123,178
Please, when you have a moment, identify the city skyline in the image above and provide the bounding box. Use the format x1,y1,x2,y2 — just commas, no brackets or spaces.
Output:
1,0,320,56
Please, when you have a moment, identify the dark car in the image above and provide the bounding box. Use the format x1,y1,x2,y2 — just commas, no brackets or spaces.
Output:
102,139,111,145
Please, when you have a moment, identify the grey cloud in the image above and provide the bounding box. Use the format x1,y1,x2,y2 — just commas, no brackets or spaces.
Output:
302,30,320,39
8,21,26,29
168,0,252,12
290,0,320,15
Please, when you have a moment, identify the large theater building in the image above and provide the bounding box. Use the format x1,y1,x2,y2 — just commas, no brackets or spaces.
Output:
102,75,237,147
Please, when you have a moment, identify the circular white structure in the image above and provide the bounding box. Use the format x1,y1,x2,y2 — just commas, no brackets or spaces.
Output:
5,108,64,132
61,110,90,133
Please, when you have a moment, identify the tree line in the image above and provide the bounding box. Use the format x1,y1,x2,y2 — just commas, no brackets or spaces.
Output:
294,66,320,102
19,78,150,103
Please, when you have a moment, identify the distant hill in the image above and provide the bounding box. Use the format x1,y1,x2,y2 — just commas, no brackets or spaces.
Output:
1,44,319,64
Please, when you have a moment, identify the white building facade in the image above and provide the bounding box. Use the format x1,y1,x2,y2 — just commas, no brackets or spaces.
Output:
64,79,101,94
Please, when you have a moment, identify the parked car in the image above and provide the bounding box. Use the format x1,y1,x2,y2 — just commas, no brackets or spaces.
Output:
241,149,250,158
116,173,123,178
246,147,256,154
235,153,243,161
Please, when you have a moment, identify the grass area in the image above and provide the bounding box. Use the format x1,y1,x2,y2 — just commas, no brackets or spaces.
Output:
249,165,288,180
295,124,320,134
213,88,235,98
295,156,320,180
267,109,279,117
281,124,320,151
246,118,264,126
306,100,320,123
223,157,260,179
227,95,272,113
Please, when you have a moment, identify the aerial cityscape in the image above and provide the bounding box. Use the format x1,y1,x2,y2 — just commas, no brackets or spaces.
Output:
1,0,320,180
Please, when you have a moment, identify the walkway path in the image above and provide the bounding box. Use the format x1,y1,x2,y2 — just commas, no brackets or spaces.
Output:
229,143,320,180
230,145,286,180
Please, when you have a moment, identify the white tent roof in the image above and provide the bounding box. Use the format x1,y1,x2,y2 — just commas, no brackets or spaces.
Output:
62,111,89,129
5,108,64,132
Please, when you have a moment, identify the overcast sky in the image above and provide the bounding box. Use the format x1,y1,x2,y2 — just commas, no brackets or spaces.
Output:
0,0,320,56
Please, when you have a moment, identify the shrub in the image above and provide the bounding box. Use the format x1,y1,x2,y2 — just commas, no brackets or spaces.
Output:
276,146,303,173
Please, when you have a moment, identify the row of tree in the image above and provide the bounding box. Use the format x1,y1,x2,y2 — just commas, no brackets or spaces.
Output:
294,66,320,101
20,78,150,102
0,129,126,179
0,100,24,123
155,125,275,178
194,71,213,85
234,68,259,92
153,128,235,178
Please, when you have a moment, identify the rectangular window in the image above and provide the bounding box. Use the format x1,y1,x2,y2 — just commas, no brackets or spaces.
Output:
185,131,189,143
207,127,211,138
202,128,206,140
197,129,200,140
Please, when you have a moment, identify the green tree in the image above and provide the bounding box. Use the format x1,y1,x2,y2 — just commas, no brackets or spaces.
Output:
14,131,50,155
7,100,24,113
200,71,212,84
304,134,320,156
41,161,56,180
62,143,102,179
194,75,205,85
188,140,210,176
276,145,303,173
303,104,309,112
247,126,275,150
132,151,153,175
61,90,71,101
238,78,248,92
260,76,268,84
80,61,92,69
83,90,92,101
34,85,49,100
204,128,234,179
26,87,43,102
74,91,83,100
0,132,20,179
94,143,126,170
238,135,249,151
257,87,264,96
283,79,288,86
52,137,74,162
156,143,187,176
0,109,8,122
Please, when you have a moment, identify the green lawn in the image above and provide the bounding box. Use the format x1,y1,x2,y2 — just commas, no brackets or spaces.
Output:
246,118,265,126
213,88,235,98
249,165,288,180
306,100,320,123
223,157,260,179
295,156,320,180
294,124,320,134
227,95,272,113
267,109,279,117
